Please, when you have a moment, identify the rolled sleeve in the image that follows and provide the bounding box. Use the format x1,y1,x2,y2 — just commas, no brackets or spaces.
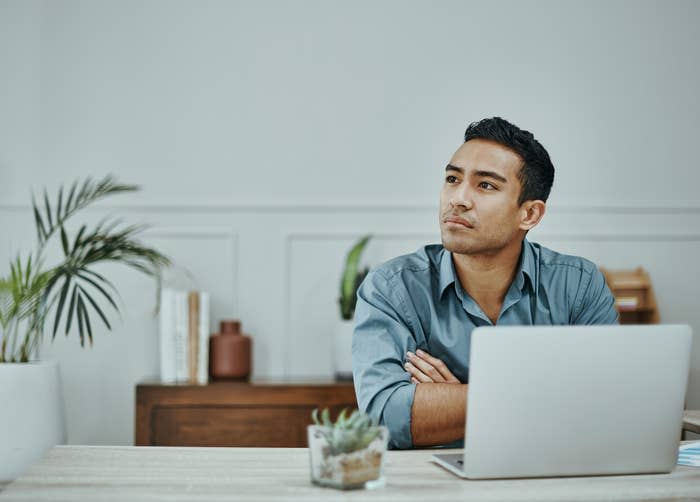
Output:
352,269,417,449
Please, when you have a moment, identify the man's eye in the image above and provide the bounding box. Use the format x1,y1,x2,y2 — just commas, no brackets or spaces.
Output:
445,175,458,184
478,181,496,190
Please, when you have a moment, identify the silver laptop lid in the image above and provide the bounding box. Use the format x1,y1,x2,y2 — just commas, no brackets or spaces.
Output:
461,324,692,479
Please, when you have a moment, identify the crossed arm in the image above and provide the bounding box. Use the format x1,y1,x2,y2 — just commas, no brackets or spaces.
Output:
404,350,468,446
353,269,470,448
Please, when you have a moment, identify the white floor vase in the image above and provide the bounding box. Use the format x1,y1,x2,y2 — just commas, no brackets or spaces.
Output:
333,319,355,381
0,360,67,482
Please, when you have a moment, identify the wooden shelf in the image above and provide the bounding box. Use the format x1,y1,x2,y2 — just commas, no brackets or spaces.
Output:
600,267,659,324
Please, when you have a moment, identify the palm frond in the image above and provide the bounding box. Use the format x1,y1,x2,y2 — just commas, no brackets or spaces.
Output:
78,284,111,331
0,278,12,328
0,254,55,361
2,176,171,359
42,218,169,342
43,190,53,229
77,294,92,347
32,195,47,243
1,255,52,322
78,268,119,295
64,284,78,336
32,175,139,247
51,277,71,340
75,293,85,346
75,271,120,313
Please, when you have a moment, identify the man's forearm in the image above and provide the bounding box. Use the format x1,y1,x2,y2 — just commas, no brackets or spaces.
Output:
410,383,468,446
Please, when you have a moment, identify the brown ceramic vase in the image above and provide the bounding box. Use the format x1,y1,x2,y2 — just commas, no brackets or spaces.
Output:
209,320,252,380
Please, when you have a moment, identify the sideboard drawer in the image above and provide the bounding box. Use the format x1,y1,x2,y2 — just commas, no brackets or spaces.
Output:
152,405,317,446
136,382,357,447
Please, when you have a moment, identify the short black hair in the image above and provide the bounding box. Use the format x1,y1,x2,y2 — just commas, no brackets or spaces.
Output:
464,117,554,204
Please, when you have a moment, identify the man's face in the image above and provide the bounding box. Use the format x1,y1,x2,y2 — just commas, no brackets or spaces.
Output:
439,138,526,256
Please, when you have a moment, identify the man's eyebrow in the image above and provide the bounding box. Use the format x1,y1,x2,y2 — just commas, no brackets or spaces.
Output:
474,170,508,184
445,165,508,184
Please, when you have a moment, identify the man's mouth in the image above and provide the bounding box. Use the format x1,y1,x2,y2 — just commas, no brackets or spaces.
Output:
443,215,475,229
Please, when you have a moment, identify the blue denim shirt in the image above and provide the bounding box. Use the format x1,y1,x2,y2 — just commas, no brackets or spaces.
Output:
351,239,618,449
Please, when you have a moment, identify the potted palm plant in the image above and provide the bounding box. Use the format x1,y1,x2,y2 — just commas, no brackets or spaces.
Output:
0,175,169,482
334,235,371,381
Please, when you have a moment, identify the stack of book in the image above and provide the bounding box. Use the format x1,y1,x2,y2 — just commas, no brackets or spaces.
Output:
159,288,210,384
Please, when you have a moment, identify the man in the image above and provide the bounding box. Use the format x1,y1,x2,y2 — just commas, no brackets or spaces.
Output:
352,117,618,449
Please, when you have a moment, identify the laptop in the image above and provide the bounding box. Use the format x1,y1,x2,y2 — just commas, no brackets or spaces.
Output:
432,324,692,479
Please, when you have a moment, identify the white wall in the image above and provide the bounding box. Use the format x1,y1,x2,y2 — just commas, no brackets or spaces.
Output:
1,0,699,445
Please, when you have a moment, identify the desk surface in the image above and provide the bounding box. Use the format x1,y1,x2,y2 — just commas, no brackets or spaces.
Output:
1,445,700,502
684,410,700,435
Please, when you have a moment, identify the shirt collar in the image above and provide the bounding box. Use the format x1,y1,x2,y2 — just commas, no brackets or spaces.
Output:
519,238,537,292
438,247,458,298
438,239,537,298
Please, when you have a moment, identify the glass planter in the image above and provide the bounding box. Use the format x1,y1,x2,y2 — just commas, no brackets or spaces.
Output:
307,424,389,490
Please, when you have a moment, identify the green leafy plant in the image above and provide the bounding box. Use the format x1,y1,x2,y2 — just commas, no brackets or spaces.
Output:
311,407,380,455
0,175,170,362
338,235,371,320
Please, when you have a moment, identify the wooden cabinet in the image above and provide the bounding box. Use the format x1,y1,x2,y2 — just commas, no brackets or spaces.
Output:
135,381,357,447
600,267,659,324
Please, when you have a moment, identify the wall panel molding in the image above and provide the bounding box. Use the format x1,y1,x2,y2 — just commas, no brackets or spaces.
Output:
2,202,700,214
533,234,700,242
282,231,438,378
144,227,239,315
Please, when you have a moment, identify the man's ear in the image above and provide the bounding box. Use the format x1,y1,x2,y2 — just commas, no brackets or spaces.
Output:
518,200,546,231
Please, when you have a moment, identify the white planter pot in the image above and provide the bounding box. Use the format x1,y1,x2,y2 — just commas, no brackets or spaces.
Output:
333,319,355,381
0,360,67,482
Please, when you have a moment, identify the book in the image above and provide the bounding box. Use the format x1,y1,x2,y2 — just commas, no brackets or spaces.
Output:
158,288,177,383
615,296,639,310
679,441,700,467
197,292,210,384
158,288,211,384
174,290,190,382
188,291,200,383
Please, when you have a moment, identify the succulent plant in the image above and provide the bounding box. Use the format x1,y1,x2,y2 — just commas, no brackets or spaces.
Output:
311,407,380,456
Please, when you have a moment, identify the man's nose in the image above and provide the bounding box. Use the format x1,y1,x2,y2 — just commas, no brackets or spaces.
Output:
450,185,473,210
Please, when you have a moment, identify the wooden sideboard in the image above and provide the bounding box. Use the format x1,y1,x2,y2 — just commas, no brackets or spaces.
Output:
135,380,357,447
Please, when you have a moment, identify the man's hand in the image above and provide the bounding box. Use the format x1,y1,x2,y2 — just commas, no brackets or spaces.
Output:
404,349,460,384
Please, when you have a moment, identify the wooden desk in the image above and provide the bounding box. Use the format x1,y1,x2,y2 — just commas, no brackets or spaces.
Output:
1,445,699,501
135,380,356,447
683,410,700,435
